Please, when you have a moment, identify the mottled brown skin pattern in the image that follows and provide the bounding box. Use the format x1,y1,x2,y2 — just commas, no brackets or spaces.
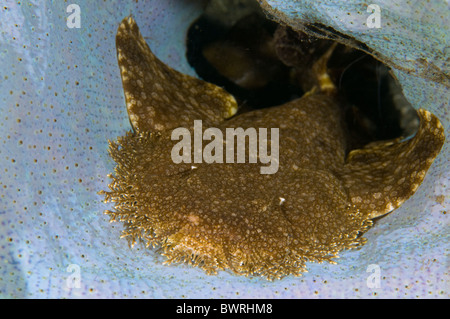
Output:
115,16,238,132
101,17,445,280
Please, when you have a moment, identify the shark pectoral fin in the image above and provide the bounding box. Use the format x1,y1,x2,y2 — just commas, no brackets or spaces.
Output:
341,109,445,219
116,16,238,133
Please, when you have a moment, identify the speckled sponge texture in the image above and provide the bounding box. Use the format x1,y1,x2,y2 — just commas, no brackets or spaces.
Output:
0,0,448,298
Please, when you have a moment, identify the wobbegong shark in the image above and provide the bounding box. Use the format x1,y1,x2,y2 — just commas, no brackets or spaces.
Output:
100,17,444,280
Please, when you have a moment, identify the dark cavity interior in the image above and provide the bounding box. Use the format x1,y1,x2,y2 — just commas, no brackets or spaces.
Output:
186,0,418,149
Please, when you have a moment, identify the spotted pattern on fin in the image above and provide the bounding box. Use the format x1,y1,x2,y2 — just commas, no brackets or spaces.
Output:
340,109,445,218
116,16,238,132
